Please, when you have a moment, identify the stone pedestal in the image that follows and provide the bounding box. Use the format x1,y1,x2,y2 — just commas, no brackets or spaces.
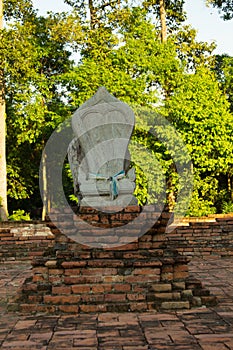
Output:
16,207,217,314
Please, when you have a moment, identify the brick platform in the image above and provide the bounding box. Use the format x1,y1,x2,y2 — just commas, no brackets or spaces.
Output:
16,206,217,313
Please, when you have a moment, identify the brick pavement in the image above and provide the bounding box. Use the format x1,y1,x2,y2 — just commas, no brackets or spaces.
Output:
0,258,232,349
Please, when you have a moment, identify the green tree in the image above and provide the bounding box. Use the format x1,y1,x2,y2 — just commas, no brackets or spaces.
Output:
0,0,8,220
214,54,233,205
2,6,78,216
206,0,233,20
0,0,36,220
164,67,233,215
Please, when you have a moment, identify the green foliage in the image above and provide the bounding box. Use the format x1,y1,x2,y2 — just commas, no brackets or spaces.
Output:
2,0,233,217
214,54,233,112
9,209,31,221
175,25,216,71
221,201,233,214
143,0,186,30
206,0,233,20
2,6,74,204
164,67,233,215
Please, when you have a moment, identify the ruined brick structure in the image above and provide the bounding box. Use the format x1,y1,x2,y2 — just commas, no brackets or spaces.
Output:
14,206,219,314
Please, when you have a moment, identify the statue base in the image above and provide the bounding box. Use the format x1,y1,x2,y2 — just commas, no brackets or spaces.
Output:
15,206,217,314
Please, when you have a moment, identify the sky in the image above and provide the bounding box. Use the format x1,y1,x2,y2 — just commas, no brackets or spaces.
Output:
33,0,233,56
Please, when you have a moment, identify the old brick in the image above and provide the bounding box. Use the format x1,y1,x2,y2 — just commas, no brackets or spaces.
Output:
80,304,107,313
83,267,118,276
64,276,102,284
105,294,127,302
173,271,189,280
151,284,172,292
61,261,87,268
45,260,57,268
33,266,48,274
92,284,112,293
174,265,188,272
43,295,81,304
103,275,124,283
81,294,105,303
64,269,81,276
58,305,79,313
124,206,141,213
127,294,145,301
48,269,64,275
133,260,162,267
28,295,43,302
133,268,160,275
201,295,218,306
162,265,173,273
129,302,148,312
154,292,181,300
87,260,124,267
172,282,186,290
52,286,71,294
161,272,173,282
72,285,91,294
181,289,193,300
114,284,131,292
161,301,190,309
32,275,45,282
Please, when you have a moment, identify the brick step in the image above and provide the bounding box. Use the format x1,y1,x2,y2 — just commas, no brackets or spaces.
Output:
16,289,217,314
0,228,11,233
0,228,13,238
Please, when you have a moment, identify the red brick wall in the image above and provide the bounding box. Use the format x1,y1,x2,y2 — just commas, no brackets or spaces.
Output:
1,213,233,261
168,217,233,258
0,222,54,261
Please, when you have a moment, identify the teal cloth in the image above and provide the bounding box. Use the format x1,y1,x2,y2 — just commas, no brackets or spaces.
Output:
89,170,125,200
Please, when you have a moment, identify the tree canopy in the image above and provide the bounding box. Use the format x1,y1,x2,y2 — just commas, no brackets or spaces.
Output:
0,0,233,219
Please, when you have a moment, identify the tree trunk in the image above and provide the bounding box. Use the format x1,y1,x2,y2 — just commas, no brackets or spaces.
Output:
88,0,97,29
0,0,8,221
159,0,167,43
228,173,233,202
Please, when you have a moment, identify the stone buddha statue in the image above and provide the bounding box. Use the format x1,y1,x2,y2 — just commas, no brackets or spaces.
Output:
68,87,137,208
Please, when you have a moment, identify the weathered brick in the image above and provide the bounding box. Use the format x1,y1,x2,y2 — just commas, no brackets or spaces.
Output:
151,284,172,292
161,301,190,309
32,275,45,282
43,295,81,304
173,271,189,280
127,294,145,301
133,268,160,275
71,285,91,294
114,284,131,292
80,304,107,313
172,282,186,290
92,284,112,293
154,292,181,300
61,261,87,268
83,268,118,276
81,294,104,303
161,272,173,282
48,269,64,275
64,276,102,284
58,305,79,313
64,269,81,276
129,302,148,312
52,286,71,294
105,294,127,302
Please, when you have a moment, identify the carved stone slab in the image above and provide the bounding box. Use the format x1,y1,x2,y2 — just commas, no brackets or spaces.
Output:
68,87,137,208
